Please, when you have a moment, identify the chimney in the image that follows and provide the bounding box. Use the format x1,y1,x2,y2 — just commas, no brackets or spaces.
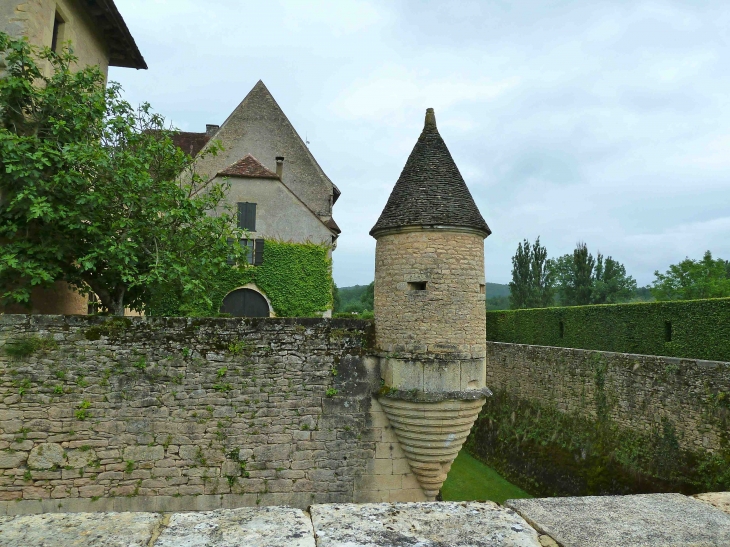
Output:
205,124,219,137
275,156,284,179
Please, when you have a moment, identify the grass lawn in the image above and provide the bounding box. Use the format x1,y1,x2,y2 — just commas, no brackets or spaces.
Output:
441,451,533,504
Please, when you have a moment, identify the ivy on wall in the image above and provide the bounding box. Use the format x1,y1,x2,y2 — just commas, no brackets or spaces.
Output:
146,240,333,317
486,297,730,362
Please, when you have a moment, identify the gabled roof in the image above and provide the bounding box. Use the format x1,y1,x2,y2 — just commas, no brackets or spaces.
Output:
90,0,147,69
191,80,336,219
171,132,210,158
216,154,340,239
370,109,491,238
218,155,279,179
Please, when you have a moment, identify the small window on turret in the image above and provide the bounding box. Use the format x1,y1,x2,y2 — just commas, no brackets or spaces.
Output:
479,284,486,294
407,281,427,291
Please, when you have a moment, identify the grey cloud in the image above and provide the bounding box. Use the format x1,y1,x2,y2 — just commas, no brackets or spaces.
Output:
110,0,730,286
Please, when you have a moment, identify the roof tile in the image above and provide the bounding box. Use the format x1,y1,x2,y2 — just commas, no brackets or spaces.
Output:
218,155,279,179
370,109,490,237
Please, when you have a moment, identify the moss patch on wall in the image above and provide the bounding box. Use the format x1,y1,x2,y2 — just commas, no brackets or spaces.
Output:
486,297,730,361
146,240,333,317
467,389,730,498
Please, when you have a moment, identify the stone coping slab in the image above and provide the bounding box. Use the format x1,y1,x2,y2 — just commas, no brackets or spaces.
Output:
506,493,730,547
695,492,730,516
310,501,541,546
153,506,315,547
0,511,162,547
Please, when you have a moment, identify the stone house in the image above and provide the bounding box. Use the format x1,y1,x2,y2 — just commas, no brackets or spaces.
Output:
1,0,145,315
0,0,146,79
171,80,341,316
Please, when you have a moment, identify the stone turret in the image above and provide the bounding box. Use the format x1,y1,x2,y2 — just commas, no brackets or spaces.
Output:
371,108,492,500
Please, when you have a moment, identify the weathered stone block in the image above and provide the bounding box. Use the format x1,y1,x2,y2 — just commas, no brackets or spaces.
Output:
122,445,164,462
311,502,539,546
506,493,730,547
27,444,64,470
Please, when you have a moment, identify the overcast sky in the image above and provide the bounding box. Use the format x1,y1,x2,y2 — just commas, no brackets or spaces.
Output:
110,0,730,288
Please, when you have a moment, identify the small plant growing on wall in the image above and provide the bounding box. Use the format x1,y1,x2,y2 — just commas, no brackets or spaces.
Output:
75,400,91,420
228,341,248,356
4,336,58,358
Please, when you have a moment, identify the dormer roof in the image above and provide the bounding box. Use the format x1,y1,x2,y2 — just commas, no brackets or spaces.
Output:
218,155,279,179
370,109,491,238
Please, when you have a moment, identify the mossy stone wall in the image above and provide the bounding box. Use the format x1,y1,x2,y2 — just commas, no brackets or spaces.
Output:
0,314,383,513
469,342,730,497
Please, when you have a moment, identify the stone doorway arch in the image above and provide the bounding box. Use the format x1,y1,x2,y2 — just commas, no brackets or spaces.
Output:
220,286,272,317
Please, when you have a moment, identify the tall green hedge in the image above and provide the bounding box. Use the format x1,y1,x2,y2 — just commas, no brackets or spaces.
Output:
486,298,730,362
146,240,332,317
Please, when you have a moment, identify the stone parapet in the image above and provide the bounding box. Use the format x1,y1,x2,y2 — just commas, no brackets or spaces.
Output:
2,495,730,546
0,315,427,508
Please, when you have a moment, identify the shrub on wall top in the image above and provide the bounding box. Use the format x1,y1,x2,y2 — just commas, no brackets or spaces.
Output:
486,297,730,362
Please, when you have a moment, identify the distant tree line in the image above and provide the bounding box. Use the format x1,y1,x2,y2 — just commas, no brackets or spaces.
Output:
333,282,374,317
507,238,730,310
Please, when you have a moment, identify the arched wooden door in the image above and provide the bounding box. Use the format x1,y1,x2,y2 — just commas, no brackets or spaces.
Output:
220,288,270,317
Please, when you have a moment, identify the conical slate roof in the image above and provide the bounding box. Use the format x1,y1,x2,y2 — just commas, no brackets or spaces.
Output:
370,109,491,238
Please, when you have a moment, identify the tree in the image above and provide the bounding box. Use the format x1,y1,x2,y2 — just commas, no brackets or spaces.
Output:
509,237,554,309
651,251,730,301
360,281,374,311
333,283,341,312
592,253,637,304
0,34,246,315
549,242,635,305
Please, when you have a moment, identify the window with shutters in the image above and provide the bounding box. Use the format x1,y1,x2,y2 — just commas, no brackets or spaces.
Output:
237,202,257,231
227,238,264,266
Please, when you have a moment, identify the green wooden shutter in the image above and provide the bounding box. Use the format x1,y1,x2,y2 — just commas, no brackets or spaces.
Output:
254,239,264,266
237,203,257,231
246,203,257,231
237,203,245,230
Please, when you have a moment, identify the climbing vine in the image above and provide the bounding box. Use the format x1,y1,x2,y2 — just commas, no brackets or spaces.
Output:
145,240,333,317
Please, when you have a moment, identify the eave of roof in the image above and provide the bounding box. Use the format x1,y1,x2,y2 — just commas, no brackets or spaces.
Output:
89,0,147,69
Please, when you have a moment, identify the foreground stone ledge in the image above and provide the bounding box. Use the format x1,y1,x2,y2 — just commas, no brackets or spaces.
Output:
506,493,730,547
310,501,541,547
0,511,163,547
695,491,730,515
154,506,314,547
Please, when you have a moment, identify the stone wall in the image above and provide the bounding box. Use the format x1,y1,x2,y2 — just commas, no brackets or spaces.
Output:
0,315,425,514
374,230,485,358
1,1,110,78
470,341,730,497
486,342,730,452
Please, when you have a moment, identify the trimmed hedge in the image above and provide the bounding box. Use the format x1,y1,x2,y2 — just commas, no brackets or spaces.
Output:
486,297,730,362
146,240,332,317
